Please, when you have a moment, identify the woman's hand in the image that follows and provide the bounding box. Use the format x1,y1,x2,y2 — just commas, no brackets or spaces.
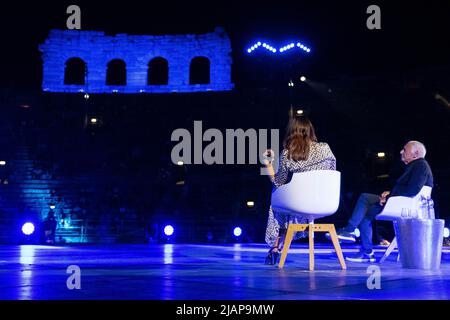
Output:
263,149,275,166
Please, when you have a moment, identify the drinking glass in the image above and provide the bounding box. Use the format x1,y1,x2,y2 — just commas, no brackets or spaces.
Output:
401,208,408,219
410,209,418,219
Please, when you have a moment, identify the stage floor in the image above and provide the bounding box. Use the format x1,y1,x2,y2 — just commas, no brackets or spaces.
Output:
1,243,449,300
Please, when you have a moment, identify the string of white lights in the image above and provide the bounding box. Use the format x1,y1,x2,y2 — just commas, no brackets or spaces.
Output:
247,41,311,54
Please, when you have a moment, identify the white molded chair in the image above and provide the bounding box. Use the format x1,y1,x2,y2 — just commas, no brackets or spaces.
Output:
376,186,432,262
271,170,346,271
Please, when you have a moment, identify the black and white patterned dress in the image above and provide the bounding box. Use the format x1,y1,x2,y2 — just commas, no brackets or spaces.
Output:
265,142,337,247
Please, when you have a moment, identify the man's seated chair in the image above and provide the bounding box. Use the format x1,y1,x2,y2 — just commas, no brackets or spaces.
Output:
376,186,432,262
271,170,346,271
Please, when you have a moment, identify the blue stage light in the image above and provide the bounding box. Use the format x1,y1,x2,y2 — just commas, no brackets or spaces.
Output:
22,222,35,236
164,225,174,236
246,40,312,55
444,227,449,238
354,228,360,238
233,227,242,237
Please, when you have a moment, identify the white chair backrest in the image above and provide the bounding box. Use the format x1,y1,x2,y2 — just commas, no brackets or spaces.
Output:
271,170,341,222
376,186,433,221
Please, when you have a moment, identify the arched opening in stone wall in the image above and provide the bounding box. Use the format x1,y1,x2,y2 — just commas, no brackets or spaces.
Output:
64,57,87,85
106,59,127,86
189,57,210,85
148,57,169,85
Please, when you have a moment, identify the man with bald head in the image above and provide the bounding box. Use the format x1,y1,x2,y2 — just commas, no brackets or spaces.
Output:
330,141,434,262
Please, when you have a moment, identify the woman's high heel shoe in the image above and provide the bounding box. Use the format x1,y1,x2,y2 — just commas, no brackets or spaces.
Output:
264,247,280,265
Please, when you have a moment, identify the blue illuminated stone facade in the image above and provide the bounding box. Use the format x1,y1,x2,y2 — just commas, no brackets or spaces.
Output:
39,28,234,93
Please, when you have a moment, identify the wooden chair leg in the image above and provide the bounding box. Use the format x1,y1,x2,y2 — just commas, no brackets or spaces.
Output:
328,225,347,270
309,224,314,271
278,225,295,269
380,237,397,263
277,224,347,271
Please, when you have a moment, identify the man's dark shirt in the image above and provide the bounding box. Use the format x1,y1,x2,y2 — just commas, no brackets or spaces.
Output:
390,158,433,197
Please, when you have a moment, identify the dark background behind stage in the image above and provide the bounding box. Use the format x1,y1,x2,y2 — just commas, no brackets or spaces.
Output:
0,0,449,244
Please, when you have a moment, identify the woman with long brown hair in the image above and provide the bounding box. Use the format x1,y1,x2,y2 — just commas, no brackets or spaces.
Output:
263,114,336,265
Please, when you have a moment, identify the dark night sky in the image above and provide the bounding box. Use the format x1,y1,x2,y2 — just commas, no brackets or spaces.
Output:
0,0,449,89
